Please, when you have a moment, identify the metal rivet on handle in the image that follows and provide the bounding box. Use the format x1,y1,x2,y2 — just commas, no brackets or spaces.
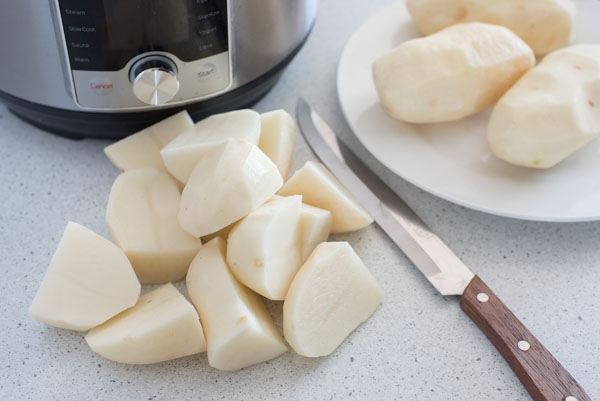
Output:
518,340,531,351
476,293,489,303
565,396,578,401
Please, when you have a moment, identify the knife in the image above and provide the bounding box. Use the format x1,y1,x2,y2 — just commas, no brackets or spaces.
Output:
295,98,591,401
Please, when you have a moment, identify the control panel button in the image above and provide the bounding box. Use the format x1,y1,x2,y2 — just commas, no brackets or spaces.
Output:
58,0,101,70
131,56,180,105
197,63,217,80
89,77,114,95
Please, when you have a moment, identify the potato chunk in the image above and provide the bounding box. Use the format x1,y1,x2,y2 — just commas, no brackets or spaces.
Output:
406,0,576,55
104,110,193,172
299,204,332,262
85,283,206,364
284,242,383,357
186,238,288,371
227,195,303,300
29,222,140,331
488,44,600,168
258,110,295,179
161,109,261,183
106,168,201,284
372,22,535,123
278,161,372,233
178,139,283,237
200,221,237,243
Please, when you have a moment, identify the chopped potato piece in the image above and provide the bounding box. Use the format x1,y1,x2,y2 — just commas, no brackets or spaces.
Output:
200,221,237,243
278,161,372,233
372,22,535,123
187,238,288,371
29,222,140,331
406,0,576,55
284,242,383,357
258,110,295,179
161,109,261,183
299,204,332,261
106,168,201,284
227,195,303,300
85,283,206,364
488,44,600,168
179,139,283,237
104,110,193,172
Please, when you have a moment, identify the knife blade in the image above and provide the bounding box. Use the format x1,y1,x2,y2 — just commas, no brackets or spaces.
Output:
296,98,591,401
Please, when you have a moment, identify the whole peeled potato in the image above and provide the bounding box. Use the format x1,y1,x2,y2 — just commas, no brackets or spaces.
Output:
406,0,575,55
372,22,535,123
488,44,600,168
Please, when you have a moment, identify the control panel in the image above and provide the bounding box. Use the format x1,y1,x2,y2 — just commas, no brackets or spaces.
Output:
54,0,231,110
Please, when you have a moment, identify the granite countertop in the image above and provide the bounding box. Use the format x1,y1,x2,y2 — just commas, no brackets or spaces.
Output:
1,1,598,400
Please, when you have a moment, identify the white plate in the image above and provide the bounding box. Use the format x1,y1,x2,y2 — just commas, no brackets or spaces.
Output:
337,1,600,222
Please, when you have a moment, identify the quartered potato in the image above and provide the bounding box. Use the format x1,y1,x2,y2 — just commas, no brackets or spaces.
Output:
31,106,385,370
200,221,237,243
227,195,303,300
106,168,201,284
299,204,332,262
104,110,193,172
488,44,600,168
406,0,576,55
186,238,288,371
372,22,535,123
284,242,383,357
161,109,261,183
278,161,372,234
258,110,295,180
178,139,283,237
29,222,140,331
85,283,206,364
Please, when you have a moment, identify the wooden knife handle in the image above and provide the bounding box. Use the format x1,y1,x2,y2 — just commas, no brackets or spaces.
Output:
460,275,591,401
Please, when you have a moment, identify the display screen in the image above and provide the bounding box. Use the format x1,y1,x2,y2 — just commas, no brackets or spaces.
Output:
104,0,190,49
58,0,228,71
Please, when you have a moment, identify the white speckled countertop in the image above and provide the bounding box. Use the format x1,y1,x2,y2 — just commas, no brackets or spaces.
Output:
1,1,599,400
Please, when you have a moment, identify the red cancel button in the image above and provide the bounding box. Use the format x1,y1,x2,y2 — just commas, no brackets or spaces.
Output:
89,78,113,95
90,82,113,89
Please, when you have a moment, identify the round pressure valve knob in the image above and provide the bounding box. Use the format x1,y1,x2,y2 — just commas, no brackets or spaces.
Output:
131,56,180,105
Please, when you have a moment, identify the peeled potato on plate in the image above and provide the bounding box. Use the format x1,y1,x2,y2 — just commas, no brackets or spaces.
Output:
373,22,535,124
488,44,600,168
406,0,576,55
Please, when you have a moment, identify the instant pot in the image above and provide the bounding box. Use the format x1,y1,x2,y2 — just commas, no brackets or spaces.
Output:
0,0,317,138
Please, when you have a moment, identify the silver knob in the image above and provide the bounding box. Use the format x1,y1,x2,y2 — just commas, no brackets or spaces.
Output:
131,57,179,105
